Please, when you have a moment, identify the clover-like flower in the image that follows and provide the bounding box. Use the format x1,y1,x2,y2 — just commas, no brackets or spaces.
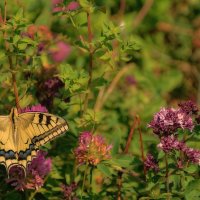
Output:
144,154,159,172
6,151,52,191
74,132,112,166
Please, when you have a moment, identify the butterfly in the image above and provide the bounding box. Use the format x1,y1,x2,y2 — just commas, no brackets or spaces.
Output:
0,107,68,175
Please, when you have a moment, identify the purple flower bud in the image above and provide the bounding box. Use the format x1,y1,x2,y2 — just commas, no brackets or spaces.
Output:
178,100,198,115
19,104,48,114
125,75,137,86
183,147,200,165
144,154,159,172
157,135,181,153
61,182,78,200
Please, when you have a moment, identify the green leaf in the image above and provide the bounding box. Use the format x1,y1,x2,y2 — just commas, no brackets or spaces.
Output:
111,131,121,156
18,43,27,50
111,154,133,168
184,165,198,173
13,35,20,44
15,8,24,21
185,179,200,200
97,163,112,177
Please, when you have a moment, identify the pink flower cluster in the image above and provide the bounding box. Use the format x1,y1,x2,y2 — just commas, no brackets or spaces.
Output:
74,132,112,166
22,24,71,63
50,41,71,63
52,0,79,13
157,135,200,165
148,108,194,136
7,151,52,191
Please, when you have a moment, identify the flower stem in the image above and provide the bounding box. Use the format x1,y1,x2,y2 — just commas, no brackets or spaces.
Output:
117,117,138,200
83,11,93,114
137,116,146,177
89,166,93,193
81,164,89,200
165,153,170,199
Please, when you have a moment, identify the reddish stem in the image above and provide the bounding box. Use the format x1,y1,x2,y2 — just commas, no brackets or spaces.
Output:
4,0,7,23
124,117,137,154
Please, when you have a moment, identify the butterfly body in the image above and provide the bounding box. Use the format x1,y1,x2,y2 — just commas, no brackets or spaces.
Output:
0,108,68,174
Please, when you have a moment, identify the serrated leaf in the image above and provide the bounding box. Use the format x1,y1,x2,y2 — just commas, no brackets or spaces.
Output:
111,155,133,168
97,163,112,177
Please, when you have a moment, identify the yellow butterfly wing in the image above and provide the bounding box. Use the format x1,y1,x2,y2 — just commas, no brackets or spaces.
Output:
16,112,68,170
0,116,18,172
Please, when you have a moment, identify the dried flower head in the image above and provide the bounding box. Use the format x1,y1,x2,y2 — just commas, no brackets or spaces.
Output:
61,182,78,200
7,151,52,191
148,108,194,136
74,132,112,166
144,154,159,172
178,100,198,115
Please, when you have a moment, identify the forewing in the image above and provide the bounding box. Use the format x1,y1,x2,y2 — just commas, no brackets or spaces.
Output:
16,112,68,168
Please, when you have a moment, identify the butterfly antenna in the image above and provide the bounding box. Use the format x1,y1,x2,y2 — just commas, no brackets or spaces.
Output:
16,86,28,109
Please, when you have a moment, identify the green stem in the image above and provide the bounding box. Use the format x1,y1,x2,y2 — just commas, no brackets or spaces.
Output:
165,153,170,199
81,164,89,200
89,166,93,193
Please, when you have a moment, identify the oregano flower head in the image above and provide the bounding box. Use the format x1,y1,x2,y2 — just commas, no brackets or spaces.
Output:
148,107,194,136
144,154,159,172
178,100,198,115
